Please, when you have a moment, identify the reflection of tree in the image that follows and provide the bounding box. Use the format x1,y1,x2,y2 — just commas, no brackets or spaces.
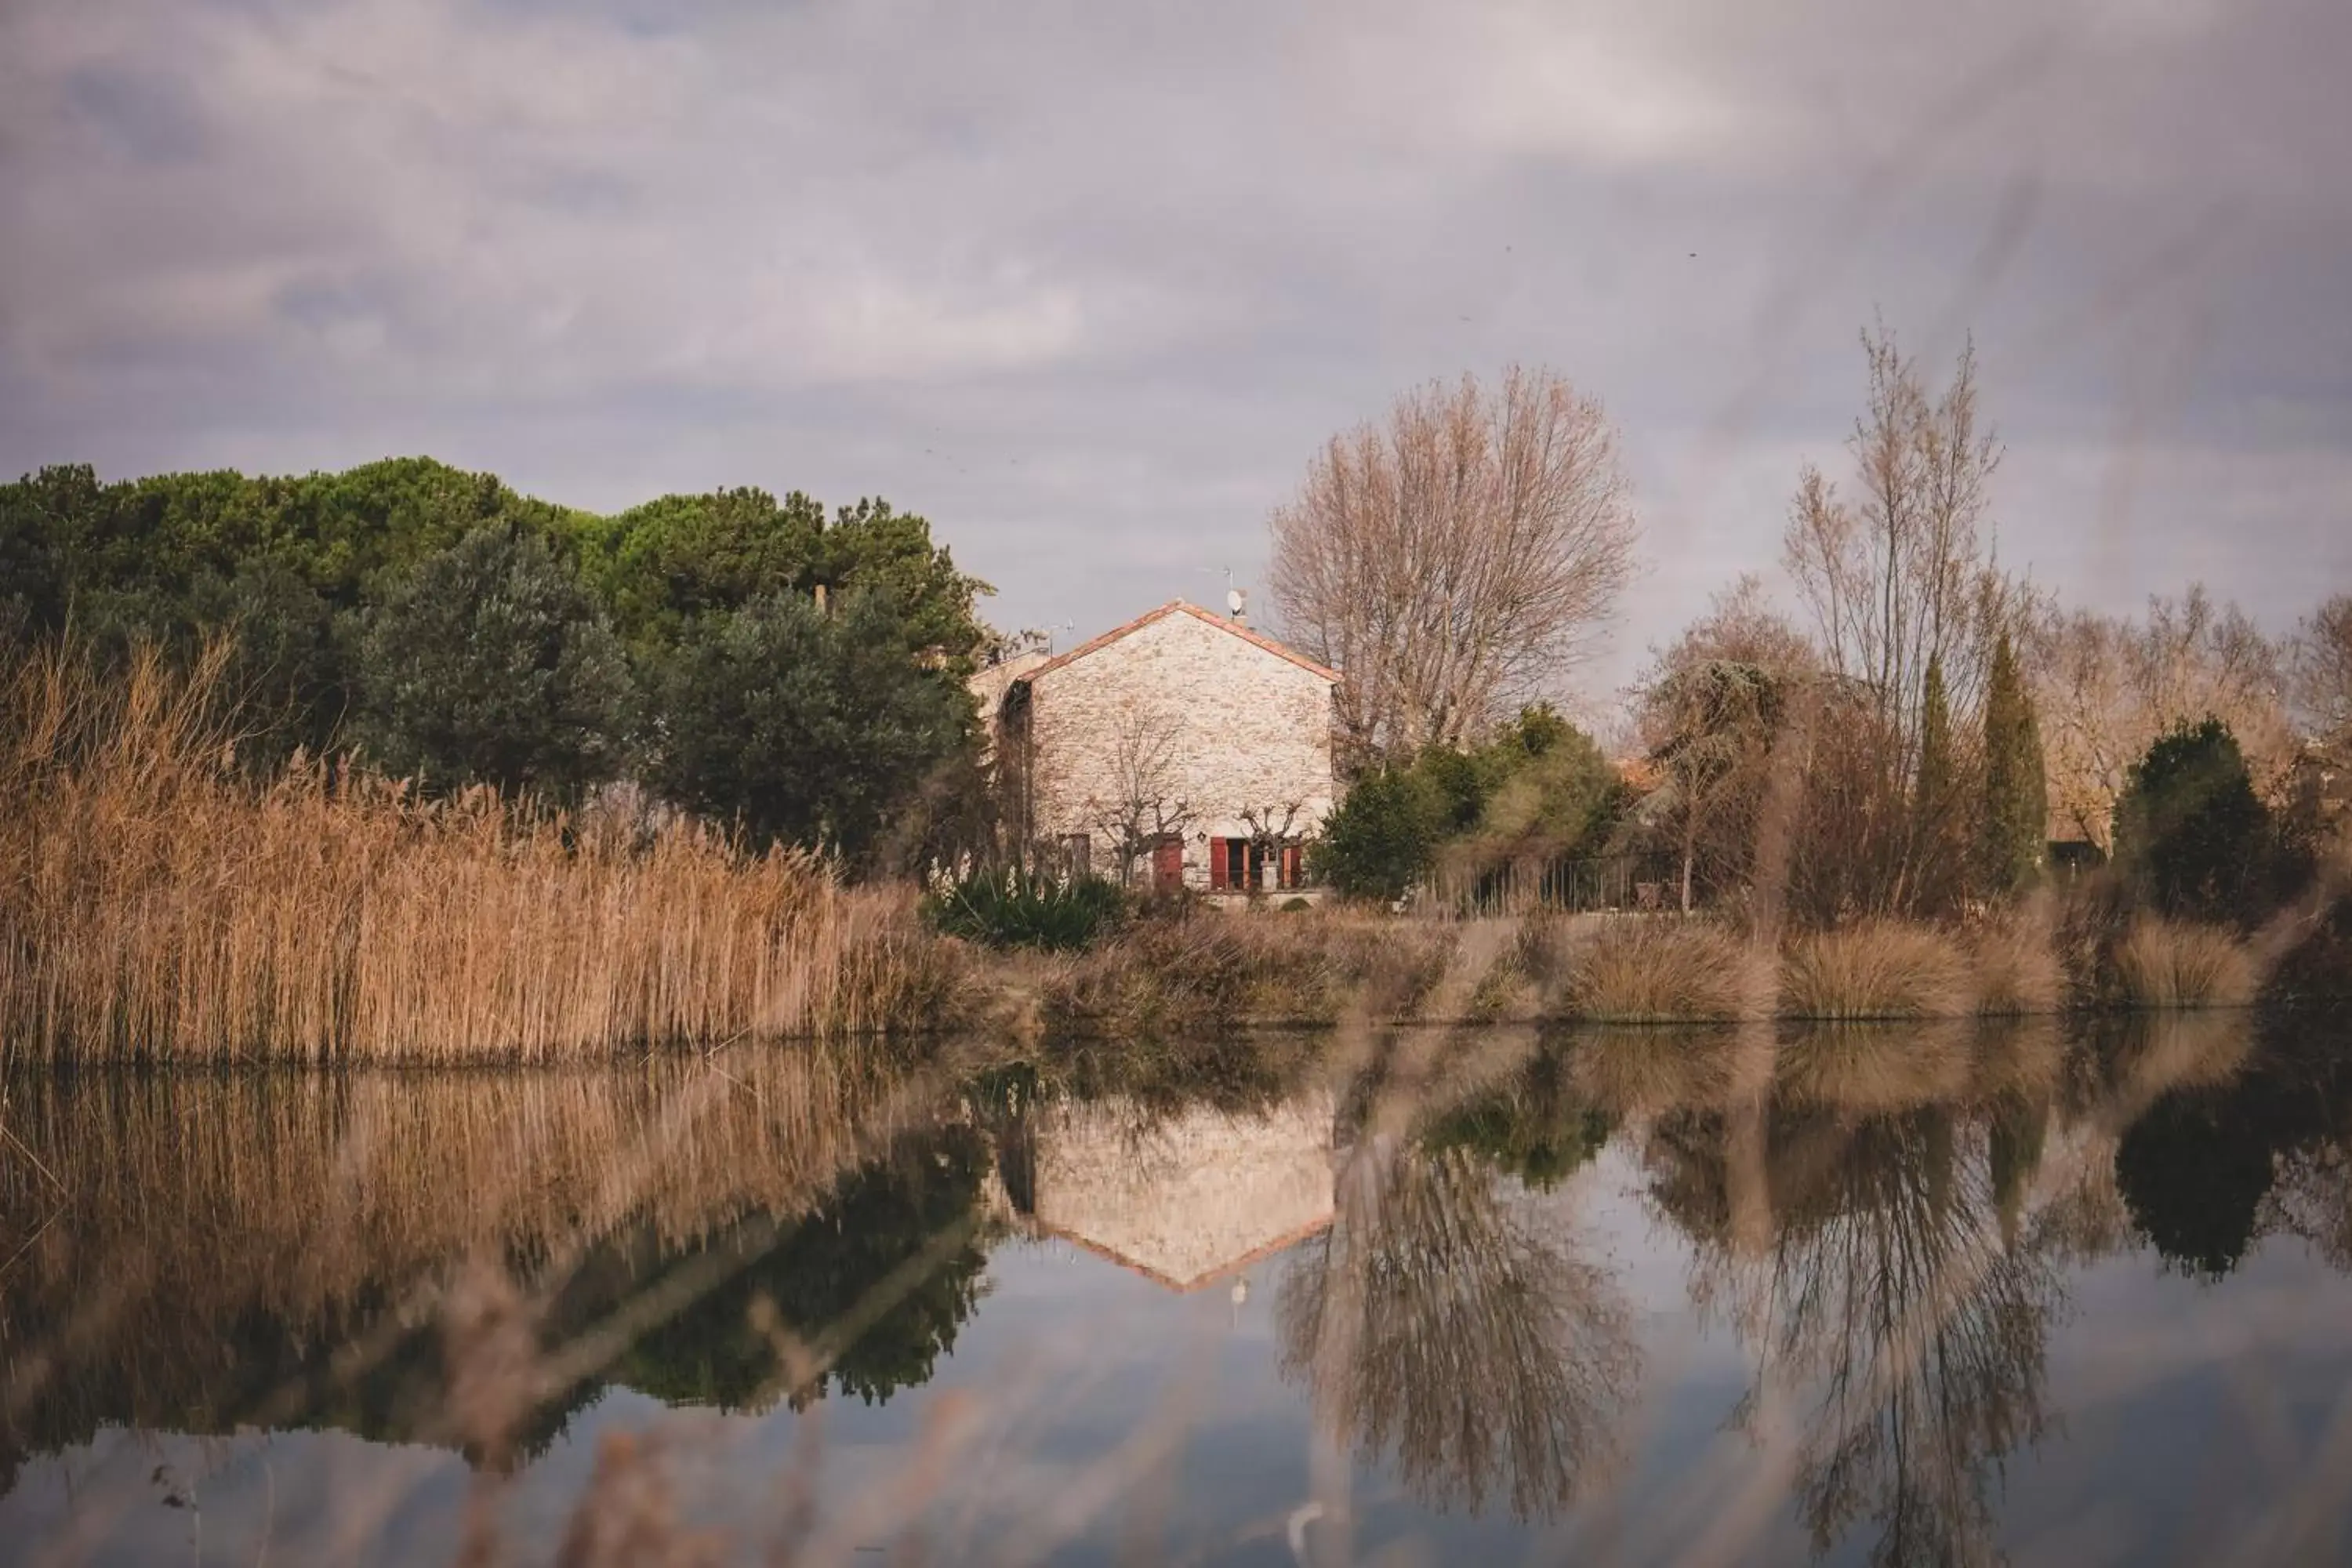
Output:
1418,1045,1616,1191
557,1126,995,1413
1654,1104,2060,1568
2114,1088,2278,1280
2114,1029,2350,1281
1275,1135,1637,1521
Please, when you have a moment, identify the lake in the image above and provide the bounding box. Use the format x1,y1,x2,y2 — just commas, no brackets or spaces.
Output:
4,1014,2350,1565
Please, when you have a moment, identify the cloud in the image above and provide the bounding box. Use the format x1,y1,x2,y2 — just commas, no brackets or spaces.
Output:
2,0,2347,697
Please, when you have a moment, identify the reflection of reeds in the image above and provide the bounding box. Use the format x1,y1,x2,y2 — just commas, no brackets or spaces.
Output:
2100,1009,2258,1101
0,1048,928,1462
1780,922,1968,1021
2111,919,2258,1011
1566,1024,1760,1116
0,645,966,1062
1775,1022,1973,1112
1967,1018,2067,1102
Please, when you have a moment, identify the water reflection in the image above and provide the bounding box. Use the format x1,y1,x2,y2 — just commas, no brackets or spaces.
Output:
1655,1094,2060,1566
1276,1132,1638,1524
2,1011,2350,1563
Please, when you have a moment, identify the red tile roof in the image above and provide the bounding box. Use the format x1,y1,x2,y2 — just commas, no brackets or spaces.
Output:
1021,600,1341,684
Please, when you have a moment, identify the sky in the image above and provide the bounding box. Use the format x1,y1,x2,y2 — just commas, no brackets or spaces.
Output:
4,0,2349,710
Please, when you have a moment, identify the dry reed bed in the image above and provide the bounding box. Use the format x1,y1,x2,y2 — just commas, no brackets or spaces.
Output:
0,647,966,1062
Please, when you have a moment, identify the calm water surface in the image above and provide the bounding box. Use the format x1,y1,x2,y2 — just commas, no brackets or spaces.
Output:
4,1015,2350,1565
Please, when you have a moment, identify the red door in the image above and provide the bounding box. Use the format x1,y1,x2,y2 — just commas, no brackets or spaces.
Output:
1152,837,1185,894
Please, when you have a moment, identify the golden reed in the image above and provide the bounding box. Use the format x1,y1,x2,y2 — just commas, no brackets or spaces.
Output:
0,643,965,1062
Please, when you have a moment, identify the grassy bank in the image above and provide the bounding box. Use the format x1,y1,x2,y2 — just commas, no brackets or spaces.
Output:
6,648,2333,1061
1,647,965,1062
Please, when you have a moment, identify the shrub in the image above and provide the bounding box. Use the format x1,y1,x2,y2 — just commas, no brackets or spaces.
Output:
1280,896,1312,913
1779,921,1968,1020
1037,910,1457,1038
1560,918,1757,1022
923,869,1127,953
2110,918,2256,1009
2111,718,2275,924
1314,765,1445,901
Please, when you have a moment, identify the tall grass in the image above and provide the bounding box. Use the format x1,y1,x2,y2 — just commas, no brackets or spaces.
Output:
1778,921,1969,1021
1967,912,2065,1017
2110,917,2257,1010
1036,908,1457,1039
1555,918,1760,1022
0,644,967,1062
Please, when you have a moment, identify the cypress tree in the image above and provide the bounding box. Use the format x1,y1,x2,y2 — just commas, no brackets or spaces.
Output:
1979,631,2047,897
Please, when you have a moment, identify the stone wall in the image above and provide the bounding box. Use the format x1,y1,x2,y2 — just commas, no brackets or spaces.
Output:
1023,606,1337,886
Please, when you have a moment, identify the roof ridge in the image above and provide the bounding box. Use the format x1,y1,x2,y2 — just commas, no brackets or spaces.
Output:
1021,597,1340,684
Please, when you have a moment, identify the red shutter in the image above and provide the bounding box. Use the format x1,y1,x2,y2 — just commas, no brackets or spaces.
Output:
1208,837,1227,890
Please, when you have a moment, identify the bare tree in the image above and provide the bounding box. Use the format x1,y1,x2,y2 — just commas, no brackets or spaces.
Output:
1237,799,1307,893
2290,593,2352,748
1269,366,1639,766
2026,587,2293,848
1784,328,2016,743
1077,699,1194,885
1782,326,2031,916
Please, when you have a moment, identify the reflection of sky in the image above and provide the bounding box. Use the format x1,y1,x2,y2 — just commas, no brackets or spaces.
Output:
7,1147,2352,1565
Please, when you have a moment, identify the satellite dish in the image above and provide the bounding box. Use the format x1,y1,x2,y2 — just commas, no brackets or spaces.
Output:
1226,586,1247,617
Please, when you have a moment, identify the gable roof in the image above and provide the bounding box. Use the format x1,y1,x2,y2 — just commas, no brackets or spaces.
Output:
1035,1215,1333,1293
1022,600,1341,685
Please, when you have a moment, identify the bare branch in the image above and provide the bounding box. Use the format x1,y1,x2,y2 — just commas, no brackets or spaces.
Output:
1269,367,1639,765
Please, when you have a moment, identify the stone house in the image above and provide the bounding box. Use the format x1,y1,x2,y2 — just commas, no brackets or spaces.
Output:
971,599,1341,893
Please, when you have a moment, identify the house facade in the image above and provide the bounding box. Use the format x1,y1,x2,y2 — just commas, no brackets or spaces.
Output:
972,599,1340,893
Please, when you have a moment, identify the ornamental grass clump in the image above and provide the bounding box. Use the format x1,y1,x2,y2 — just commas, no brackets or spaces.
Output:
2110,917,2256,1010
1560,918,1757,1022
1966,913,2064,1017
1778,921,1968,1022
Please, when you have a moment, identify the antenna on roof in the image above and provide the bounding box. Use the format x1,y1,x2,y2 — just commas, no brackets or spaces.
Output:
1226,586,1247,622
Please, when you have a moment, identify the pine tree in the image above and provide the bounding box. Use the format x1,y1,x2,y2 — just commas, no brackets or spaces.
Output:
1979,631,2048,897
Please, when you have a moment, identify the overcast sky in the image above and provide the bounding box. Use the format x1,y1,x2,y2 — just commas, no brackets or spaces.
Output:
4,0,2347,709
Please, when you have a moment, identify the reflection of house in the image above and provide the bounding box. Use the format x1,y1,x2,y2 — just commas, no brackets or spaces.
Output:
971,600,1341,893
988,1094,1339,1291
